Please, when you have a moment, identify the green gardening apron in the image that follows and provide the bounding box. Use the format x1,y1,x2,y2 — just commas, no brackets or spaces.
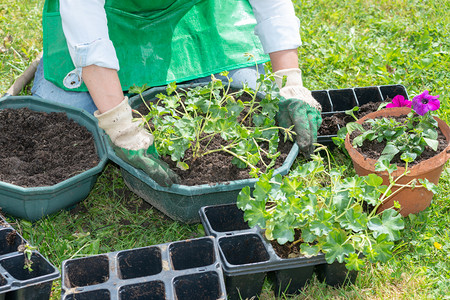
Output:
42,0,270,92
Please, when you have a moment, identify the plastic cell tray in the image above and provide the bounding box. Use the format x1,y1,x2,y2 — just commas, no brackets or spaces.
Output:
0,216,60,300
313,84,409,145
61,236,227,300
199,204,357,299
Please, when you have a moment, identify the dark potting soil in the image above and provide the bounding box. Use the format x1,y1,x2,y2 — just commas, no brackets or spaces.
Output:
349,115,449,167
318,101,386,136
162,137,293,186
270,229,303,259
6,230,17,245
0,108,98,187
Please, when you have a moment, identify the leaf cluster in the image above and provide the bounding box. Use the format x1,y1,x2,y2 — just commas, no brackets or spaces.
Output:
236,153,436,271
136,72,293,175
348,112,439,163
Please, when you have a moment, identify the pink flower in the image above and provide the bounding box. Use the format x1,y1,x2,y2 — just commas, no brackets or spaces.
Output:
386,95,412,108
412,90,440,116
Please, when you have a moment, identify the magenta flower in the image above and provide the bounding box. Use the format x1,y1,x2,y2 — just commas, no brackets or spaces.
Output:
412,90,440,116
386,95,412,108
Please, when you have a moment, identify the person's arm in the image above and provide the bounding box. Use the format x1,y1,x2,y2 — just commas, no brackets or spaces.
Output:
248,0,302,55
249,0,322,155
82,65,123,113
59,0,179,186
60,0,123,113
269,49,299,73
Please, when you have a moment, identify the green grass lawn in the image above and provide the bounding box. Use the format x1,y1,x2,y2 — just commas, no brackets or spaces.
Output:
1,0,449,299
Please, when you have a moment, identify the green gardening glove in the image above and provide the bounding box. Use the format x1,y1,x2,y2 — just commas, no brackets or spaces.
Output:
276,97,322,154
274,68,322,154
112,143,180,187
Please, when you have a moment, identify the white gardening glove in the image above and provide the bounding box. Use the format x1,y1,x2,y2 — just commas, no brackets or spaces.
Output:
273,68,322,154
95,98,179,186
95,97,153,149
274,68,322,111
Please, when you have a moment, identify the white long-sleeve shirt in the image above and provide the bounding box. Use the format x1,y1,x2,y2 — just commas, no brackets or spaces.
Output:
59,0,301,87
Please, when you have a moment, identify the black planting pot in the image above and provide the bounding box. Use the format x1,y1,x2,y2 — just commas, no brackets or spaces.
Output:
0,216,59,300
315,84,409,146
199,204,358,299
61,236,227,300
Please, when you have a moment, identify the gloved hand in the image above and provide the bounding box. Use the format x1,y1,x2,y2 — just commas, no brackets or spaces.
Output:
274,68,322,154
95,97,180,187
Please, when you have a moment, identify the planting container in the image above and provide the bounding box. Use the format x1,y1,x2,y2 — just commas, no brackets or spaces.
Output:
315,84,409,145
106,84,299,224
199,204,357,299
0,215,60,300
345,107,450,216
0,96,108,221
61,236,227,300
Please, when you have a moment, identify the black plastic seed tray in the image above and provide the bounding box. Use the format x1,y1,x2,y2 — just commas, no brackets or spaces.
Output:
313,84,409,145
0,216,60,300
61,236,226,300
199,204,357,299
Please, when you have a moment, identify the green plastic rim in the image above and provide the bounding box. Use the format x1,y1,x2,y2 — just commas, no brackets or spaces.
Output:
0,96,108,221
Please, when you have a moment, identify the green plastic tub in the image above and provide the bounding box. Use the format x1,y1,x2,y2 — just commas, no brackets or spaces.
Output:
106,85,298,224
0,96,108,221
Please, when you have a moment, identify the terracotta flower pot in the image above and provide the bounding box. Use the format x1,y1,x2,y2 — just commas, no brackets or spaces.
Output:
344,107,450,216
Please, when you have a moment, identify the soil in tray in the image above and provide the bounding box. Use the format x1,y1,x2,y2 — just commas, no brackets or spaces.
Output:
349,115,449,167
134,92,294,186
270,229,303,259
319,101,386,136
162,137,292,186
0,108,98,187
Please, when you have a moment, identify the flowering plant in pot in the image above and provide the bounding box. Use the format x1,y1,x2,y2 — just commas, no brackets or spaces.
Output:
341,90,450,215
237,149,410,271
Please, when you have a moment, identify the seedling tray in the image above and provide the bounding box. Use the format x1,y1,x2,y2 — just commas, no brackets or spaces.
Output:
106,84,299,224
0,215,59,300
0,96,108,221
314,84,409,145
61,236,227,300
199,204,357,299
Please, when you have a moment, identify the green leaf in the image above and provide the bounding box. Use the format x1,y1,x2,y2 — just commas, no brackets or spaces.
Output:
322,229,355,264
418,178,438,194
346,122,364,135
381,144,399,161
300,243,320,257
166,81,177,95
400,151,417,163
176,161,189,170
368,209,404,241
340,206,368,232
237,186,252,211
364,173,383,187
272,223,295,245
375,159,397,174
345,252,364,271
242,200,267,228
310,220,333,237
344,106,359,121
129,83,150,94
309,210,333,236
364,234,394,263
423,137,439,151
300,228,317,243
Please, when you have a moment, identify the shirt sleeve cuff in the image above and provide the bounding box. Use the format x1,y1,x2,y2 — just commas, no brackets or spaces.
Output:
63,38,119,89
69,38,120,70
254,15,302,54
